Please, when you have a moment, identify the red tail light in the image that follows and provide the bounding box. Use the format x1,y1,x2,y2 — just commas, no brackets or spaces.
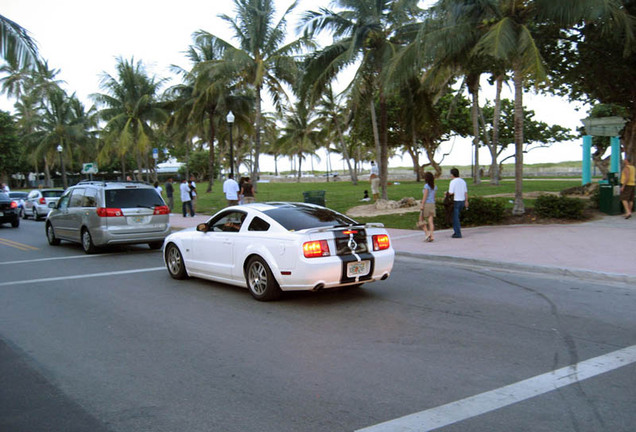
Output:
39,197,46,204
97,207,123,217
303,240,330,258
153,205,170,215
372,234,390,251
10,201,18,209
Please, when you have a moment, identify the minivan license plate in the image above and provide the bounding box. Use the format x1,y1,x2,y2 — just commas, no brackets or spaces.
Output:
347,260,370,278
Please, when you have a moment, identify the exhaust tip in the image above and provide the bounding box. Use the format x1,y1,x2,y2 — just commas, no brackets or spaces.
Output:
312,283,325,291
381,273,389,281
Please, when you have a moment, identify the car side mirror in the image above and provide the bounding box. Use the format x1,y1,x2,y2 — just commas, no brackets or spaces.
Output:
196,223,209,233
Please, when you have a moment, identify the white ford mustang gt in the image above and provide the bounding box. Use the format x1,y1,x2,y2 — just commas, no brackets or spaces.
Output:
163,202,395,301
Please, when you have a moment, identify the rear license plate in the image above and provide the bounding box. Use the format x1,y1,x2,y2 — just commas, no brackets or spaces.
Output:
347,260,370,278
129,215,150,224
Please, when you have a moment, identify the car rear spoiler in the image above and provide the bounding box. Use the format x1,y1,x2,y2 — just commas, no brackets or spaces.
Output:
302,223,385,234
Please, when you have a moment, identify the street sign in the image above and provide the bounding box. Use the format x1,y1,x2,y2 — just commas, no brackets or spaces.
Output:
82,163,98,174
153,148,159,159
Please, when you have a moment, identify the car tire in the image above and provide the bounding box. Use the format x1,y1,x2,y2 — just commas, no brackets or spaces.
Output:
81,228,97,254
148,241,163,250
46,223,60,245
33,208,40,221
245,256,281,301
165,243,188,279
11,218,19,228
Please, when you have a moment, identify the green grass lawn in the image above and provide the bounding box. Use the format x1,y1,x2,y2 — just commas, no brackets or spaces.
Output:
181,177,583,229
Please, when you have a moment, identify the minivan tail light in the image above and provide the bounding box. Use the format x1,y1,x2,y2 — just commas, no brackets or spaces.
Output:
372,234,390,251
153,205,170,215
303,240,330,258
39,197,46,204
97,207,123,217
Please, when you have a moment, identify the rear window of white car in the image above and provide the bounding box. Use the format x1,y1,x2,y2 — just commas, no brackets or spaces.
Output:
106,189,163,208
264,205,357,231
42,190,64,198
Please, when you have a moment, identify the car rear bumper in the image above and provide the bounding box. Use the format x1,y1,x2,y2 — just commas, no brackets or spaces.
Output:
91,224,172,246
275,250,394,291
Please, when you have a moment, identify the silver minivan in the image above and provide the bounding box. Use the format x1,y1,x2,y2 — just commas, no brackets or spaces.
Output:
45,181,171,253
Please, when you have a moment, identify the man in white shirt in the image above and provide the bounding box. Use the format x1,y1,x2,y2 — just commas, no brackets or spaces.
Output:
223,174,240,207
180,179,194,217
448,168,468,238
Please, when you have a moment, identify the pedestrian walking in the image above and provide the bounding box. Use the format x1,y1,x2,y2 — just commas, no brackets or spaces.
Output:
164,177,174,211
419,172,437,242
621,158,635,219
180,179,194,217
189,175,197,213
223,174,240,207
448,168,468,238
241,177,256,204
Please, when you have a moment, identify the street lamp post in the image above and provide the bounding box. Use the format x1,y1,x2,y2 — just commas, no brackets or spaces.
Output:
226,111,235,178
57,145,68,189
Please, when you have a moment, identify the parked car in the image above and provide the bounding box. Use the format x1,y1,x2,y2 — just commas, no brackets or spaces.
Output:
0,192,20,228
8,191,28,218
23,188,64,220
45,181,170,253
163,202,395,301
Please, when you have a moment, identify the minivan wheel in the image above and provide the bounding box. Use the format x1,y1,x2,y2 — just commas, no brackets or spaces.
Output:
81,228,97,254
165,244,187,279
46,223,60,245
245,256,281,301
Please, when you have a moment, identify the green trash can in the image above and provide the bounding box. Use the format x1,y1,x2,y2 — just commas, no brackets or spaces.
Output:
599,173,622,215
303,190,326,207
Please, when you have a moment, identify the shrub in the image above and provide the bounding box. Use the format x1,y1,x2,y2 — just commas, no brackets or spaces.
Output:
534,194,586,219
433,197,505,229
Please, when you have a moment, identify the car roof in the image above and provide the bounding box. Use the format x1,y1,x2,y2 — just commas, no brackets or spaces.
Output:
73,181,155,189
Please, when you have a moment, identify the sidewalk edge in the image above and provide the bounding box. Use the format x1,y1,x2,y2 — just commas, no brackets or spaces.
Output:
396,251,636,285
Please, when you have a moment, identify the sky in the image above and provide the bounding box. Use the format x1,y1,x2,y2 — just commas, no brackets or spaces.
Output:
1,0,591,173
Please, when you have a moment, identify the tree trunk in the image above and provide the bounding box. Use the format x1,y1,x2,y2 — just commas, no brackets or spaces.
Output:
468,74,481,184
335,120,358,184
490,75,503,185
206,109,216,193
44,156,52,187
252,87,263,189
512,64,525,216
378,90,389,200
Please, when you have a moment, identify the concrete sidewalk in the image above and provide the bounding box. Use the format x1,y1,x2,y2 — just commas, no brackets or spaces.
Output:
169,212,636,284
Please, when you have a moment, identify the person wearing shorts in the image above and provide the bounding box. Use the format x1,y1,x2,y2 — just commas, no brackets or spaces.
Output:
419,171,437,242
621,158,635,219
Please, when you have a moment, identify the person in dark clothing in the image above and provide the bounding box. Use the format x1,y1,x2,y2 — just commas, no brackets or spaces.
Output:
164,178,174,211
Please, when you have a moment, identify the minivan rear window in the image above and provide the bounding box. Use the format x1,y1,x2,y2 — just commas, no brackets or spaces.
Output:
42,190,64,198
105,189,163,208
264,205,357,231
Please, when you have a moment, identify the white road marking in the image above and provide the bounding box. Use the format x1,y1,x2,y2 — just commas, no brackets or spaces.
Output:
0,267,165,287
357,345,636,432
0,254,107,265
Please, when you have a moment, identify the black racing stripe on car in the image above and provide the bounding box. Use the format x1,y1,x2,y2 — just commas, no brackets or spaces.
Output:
339,253,375,284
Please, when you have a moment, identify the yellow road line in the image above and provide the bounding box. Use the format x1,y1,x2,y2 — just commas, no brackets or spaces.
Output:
0,238,39,251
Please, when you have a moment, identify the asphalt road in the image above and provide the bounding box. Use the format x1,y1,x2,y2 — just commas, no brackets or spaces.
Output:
1,219,635,432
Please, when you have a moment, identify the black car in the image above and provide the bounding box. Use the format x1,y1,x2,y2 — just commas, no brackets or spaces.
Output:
0,192,20,228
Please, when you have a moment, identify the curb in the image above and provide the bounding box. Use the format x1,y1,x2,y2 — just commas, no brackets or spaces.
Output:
396,251,636,286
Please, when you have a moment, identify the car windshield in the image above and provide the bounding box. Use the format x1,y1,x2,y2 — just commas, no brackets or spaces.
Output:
42,190,64,198
264,205,358,231
106,189,163,208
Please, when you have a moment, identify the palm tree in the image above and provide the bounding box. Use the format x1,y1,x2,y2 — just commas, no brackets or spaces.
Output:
469,0,633,214
201,0,306,185
0,15,38,68
277,101,323,181
93,57,167,181
301,0,421,199
316,86,359,184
